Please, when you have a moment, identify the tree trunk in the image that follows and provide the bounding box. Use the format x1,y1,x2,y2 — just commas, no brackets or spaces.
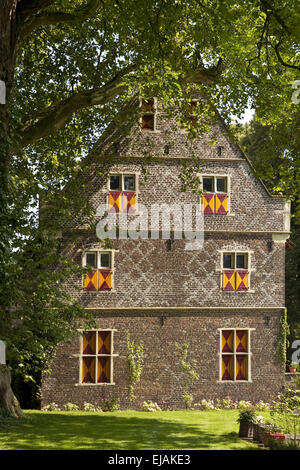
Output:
0,1,18,305
0,366,23,417
0,1,22,417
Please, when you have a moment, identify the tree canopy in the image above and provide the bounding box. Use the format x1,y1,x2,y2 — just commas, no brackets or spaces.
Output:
0,0,299,388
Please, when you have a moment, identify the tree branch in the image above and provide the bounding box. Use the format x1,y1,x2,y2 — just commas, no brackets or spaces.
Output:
17,59,225,149
259,0,291,34
18,0,103,40
18,65,136,148
274,42,300,71
183,57,225,84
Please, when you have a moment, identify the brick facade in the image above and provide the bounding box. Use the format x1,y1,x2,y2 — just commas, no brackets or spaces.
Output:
41,100,289,409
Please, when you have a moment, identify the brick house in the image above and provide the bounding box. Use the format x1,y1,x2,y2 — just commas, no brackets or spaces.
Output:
41,98,290,409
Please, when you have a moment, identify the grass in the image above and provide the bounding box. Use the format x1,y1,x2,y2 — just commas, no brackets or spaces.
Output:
0,409,267,450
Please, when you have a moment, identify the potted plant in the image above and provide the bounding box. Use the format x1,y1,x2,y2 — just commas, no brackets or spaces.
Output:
289,362,298,373
237,410,257,438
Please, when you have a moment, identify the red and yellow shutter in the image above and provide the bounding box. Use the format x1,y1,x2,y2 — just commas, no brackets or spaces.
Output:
236,270,249,291
84,270,97,291
215,194,228,214
82,356,96,383
98,331,111,354
202,193,215,214
236,330,248,353
97,357,111,383
236,355,248,380
108,191,122,212
222,270,235,291
222,355,234,381
98,269,112,291
81,332,96,383
141,114,154,130
222,330,234,353
123,191,136,213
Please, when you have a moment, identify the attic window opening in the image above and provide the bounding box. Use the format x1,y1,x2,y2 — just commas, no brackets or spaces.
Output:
217,146,224,156
141,99,155,131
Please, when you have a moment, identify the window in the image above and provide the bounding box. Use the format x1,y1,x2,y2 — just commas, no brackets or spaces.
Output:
220,329,250,381
83,251,113,291
108,174,136,213
141,99,155,130
80,330,116,384
201,175,228,214
222,252,249,291
187,100,198,127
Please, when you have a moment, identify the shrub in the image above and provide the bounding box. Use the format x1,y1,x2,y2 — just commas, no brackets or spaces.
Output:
237,400,253,410
255,400,270,411
222,396,237,409
237,409,257,424
98,398,120,412
160,401,173,411
43,403,61,412
83,402,102,412
142,401,162,412
63,402,79,412
197,399,215,410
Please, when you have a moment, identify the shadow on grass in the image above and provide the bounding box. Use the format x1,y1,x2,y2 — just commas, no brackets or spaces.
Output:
0,411,262,451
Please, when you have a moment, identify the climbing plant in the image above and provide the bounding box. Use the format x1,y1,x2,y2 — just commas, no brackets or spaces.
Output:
276,308,290,368
126,332,144,403
176,342,199,409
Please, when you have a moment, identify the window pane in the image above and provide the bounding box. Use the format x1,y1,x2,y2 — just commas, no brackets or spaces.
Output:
216,177,227,193
202,177,213,192
98,331,111,354
236,355,248,380
110,175,121,190
97,357,111,383
222,330,234,353
141,99,154,113
82,357,96,383
236,254,247,269
223,254,233,269
82,332,96,355
222,355,234,381
124,175,135,191
141,114,154,130
86,253,97,268
100,252,110,268
236,330,248,353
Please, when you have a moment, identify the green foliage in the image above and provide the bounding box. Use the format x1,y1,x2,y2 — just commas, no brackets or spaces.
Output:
98,398,120,412
126,333,144,402
237,409,258,424
142,401,162,412
275,309,290,368
270,388,300,434
63,403,80,412
176,342,199,409
1,0,300,392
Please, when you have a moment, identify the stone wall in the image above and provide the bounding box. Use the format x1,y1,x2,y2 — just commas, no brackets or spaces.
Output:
41,309,285,410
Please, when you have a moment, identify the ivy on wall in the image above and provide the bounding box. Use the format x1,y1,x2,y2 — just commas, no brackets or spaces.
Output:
276,308,290,368
126,332,144,403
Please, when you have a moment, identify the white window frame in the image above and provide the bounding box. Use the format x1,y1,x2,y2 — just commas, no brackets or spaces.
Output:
218,328,254,383
107,173,139,213
82,249,115,292
216,249,255,293
198,173,233,215
78,329,118,386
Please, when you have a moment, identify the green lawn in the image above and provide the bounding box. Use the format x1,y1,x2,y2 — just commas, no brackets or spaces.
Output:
0,409,266,450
